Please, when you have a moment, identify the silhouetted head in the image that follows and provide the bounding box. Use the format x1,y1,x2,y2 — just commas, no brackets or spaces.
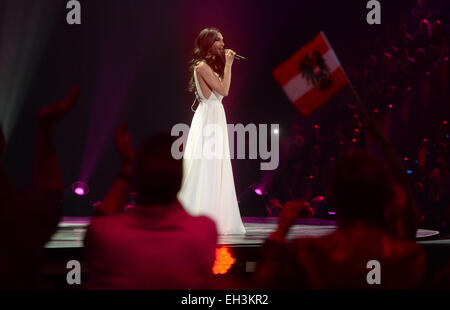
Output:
266,198,283,217
326,150,395,227
419,18,431,32
435,157,448,175
383,53,392,66
413,182,425,195
433,20,443,33
134,132,182,206
415,48,425,62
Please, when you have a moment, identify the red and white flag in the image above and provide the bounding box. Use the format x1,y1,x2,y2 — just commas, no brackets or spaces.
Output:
273,32,350,116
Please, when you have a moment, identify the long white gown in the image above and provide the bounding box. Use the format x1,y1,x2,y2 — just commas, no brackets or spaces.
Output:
177,68,246,235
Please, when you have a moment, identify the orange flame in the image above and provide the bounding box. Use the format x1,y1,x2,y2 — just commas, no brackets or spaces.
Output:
212,247,235,275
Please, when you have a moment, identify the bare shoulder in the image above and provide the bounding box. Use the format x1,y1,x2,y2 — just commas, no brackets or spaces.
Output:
195,61,213,76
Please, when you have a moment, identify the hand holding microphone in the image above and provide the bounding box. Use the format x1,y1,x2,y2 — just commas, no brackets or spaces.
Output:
223,49,246,66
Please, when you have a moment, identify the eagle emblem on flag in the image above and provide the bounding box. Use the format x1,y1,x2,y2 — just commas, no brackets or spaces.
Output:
299,50,333,91
273,32,350,116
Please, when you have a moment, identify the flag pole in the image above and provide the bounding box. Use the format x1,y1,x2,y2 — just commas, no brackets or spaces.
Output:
348,81,370,122
320,32,370,121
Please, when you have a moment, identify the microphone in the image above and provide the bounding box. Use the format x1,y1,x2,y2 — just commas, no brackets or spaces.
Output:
234,53,246,60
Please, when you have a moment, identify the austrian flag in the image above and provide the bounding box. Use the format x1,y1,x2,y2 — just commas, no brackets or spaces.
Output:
273,32,350,116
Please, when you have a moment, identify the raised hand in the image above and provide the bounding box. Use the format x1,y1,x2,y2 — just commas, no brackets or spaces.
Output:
280,200,313,228
97,122,135,215
269,200,312,242
38,85,80,128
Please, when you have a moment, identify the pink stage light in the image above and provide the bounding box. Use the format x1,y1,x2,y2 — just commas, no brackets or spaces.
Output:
74,187,85,196
72,181,89,196
254,188,263,196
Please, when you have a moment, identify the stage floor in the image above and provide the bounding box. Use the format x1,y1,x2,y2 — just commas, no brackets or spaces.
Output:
45,217,441,249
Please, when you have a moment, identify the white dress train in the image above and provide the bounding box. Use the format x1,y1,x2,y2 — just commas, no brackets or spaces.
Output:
177,68,246,235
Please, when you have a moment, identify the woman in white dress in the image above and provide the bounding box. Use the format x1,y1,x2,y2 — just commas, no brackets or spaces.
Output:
177,28,246,235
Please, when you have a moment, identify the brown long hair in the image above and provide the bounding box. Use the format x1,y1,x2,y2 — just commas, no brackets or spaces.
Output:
188,27,225,93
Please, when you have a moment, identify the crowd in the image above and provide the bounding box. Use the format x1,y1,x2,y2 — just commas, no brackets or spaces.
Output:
351,4,450,232
265,4,449,234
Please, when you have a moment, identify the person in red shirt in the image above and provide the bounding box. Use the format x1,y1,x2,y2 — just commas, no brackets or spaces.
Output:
84,127,218,289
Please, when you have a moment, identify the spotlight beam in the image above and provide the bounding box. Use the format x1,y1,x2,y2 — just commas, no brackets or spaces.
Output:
0,1,60,140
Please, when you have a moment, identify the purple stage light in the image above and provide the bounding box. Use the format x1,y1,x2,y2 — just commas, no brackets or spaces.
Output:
328,211,336,215
71,181,90,196
74,187,85,196
254,188,263,196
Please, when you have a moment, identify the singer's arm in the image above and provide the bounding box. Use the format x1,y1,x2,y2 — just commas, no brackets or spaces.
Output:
196,61,232,97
